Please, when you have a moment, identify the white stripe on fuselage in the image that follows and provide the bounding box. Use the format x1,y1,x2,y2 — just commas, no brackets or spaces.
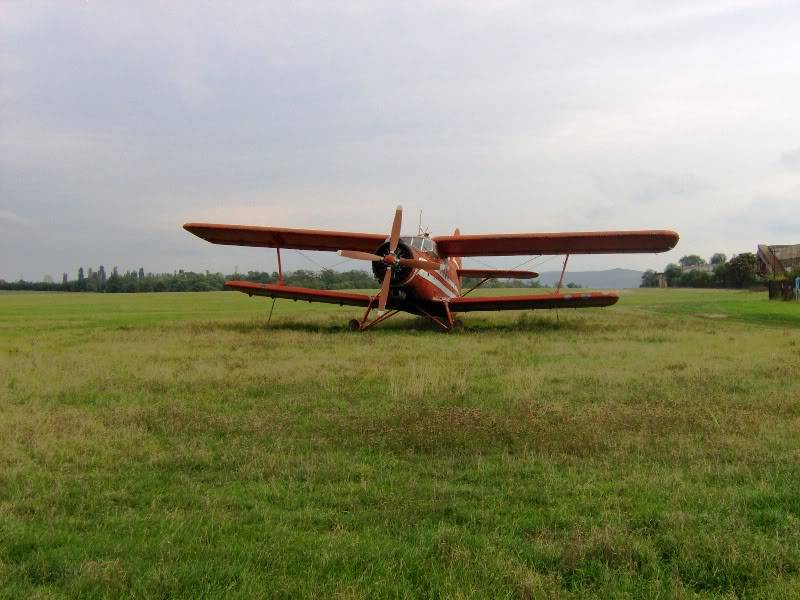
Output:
431,269,460,295
414,268,457,298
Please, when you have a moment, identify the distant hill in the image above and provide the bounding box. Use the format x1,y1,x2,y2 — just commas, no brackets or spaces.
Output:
536,268,643,289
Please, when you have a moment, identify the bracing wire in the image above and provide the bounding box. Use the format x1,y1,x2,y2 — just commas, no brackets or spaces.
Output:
512,255,543,270
293,249,327,270
464,254,560,272
293,249,359,271
463,256,498,269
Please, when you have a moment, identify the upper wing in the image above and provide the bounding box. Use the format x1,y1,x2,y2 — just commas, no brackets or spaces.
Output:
226,280,372,307
184,223,386,253
434,230,679,257
449,291,618,312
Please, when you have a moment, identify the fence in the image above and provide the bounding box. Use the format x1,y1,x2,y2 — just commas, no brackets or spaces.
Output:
768,279,798,301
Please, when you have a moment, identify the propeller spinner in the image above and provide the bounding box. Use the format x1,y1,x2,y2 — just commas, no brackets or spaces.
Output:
337,206,440,312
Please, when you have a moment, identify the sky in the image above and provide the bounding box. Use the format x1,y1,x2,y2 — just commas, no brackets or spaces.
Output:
2,0,799,281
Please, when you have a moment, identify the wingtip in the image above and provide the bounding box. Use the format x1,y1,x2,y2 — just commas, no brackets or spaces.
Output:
665,230,680,250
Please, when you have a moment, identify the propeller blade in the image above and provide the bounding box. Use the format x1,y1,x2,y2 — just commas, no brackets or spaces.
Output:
389,205,402,253
398,257,440,271
338,249,383,262
377,269,391,312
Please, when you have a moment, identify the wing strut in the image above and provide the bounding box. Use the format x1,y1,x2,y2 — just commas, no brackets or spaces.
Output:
461,277,491,297
276,247,285,285
555,254,570,294
268,247,284,326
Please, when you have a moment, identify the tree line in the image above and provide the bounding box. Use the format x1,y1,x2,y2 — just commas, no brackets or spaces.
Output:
0,268,380,293
640,252,773,289
1,266,556,293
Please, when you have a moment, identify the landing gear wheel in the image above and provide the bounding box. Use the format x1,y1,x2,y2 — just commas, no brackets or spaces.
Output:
347,319,361,332
450,319,464,332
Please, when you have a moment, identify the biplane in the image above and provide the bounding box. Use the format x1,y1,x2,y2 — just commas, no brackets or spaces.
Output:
184,207,678,331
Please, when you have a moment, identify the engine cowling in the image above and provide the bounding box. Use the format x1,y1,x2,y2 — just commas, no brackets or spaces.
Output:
371,239,414,286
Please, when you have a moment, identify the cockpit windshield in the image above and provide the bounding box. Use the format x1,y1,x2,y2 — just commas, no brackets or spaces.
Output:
400,236,436,254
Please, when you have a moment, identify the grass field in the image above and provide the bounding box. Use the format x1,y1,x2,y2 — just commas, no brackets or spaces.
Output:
1,288,799,598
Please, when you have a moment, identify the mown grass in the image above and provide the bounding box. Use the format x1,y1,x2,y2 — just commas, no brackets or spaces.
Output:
1,289,799,598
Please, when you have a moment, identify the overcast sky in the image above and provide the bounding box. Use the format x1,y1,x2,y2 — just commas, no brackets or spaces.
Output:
2,1,799,280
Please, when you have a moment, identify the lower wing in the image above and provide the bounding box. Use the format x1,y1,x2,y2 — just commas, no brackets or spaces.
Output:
226,281,372,307
456,268,538,279
448,291,618,312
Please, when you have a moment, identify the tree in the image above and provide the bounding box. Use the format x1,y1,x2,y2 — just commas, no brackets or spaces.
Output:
664,263,682,286
105,268,122,293
320,269,337,289
640,270,660,287
709,253,727,265
725,253,757,288
679,255,706,268
680,270,713,288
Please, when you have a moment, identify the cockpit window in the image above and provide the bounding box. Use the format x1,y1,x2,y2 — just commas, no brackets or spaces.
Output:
399,236,437,254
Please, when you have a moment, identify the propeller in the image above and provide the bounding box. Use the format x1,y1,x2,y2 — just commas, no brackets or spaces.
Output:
338,250,383,262
398,257,440,270
339,250,439,272
336,205,441,313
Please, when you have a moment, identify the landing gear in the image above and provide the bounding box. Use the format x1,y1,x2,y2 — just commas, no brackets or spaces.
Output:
350,298,463,333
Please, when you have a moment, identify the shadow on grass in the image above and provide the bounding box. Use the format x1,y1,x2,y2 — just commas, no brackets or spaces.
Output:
179,312,609,335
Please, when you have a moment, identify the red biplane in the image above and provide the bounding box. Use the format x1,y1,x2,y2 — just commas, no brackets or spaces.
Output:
184,207,678,331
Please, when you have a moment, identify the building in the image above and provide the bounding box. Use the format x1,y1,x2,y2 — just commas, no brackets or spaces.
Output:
756,244,800,277
681,263,715,274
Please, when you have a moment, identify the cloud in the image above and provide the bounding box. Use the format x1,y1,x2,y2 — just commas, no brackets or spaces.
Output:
0,210,37,229
2,1,800,279
779,147,800,170
594,171,712,206
724,198,800,239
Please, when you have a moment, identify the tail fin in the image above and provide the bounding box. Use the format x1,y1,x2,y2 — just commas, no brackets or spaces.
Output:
452,228,462,268
451,228,462,292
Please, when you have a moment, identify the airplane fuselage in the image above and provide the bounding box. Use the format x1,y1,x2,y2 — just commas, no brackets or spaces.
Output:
371,236,462,318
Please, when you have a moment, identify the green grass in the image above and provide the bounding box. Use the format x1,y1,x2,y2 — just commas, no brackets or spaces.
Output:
1,289,799,598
